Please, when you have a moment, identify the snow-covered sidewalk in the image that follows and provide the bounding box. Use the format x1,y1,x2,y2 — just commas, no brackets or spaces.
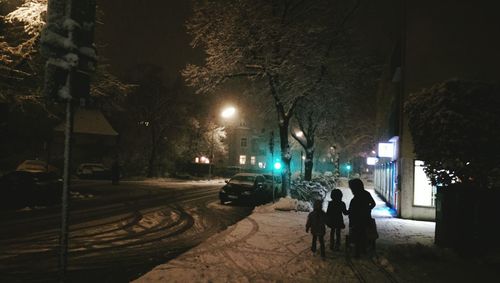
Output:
133,187,498,282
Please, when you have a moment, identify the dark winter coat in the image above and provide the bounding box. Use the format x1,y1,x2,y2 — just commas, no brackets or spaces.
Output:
326,200,348,229
348,189,375,228
306,210,327,236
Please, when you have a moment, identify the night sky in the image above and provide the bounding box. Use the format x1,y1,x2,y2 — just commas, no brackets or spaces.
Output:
95,0,500,91
95,0,400,84
95,0,203,81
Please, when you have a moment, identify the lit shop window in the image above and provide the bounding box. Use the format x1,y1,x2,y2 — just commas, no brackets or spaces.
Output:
413,160,436,207
239,155,247,165
250,156,256,165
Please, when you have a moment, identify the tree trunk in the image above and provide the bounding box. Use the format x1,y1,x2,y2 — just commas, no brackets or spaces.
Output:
304,150,314,181
147,126,157,178
279,115,292,197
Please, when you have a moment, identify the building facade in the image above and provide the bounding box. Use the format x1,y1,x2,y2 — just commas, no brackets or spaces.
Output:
374,1,500,220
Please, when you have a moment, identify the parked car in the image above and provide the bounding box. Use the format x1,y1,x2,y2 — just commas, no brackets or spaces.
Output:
76,163,111,180
0,170,62,208
16,159,58,173
219,173,276,205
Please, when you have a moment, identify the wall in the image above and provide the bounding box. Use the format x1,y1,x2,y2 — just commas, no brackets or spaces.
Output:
398,1,500,220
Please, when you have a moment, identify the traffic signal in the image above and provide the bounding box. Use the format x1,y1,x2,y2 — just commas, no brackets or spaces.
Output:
274,160,282,170
346,164,351,171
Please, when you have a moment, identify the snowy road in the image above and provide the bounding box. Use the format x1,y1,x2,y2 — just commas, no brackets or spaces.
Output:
0,179,253,282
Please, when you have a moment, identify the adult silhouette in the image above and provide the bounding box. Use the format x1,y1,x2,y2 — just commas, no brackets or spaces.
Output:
348,178,375,257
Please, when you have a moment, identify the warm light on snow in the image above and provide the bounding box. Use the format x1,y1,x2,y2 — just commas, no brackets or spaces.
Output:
134,186,437,283
5,0,47,35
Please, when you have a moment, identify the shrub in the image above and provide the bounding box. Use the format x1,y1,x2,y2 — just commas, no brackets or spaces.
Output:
290,174,336,202
404,79,500,187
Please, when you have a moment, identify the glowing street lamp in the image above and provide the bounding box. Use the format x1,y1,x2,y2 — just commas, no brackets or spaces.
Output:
221,106,236,119
209,106,237,180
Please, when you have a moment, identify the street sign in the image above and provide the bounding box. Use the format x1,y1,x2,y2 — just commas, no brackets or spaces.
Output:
41,0,97,101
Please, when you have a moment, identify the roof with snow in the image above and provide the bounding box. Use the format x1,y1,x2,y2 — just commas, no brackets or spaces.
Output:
54,108,118,136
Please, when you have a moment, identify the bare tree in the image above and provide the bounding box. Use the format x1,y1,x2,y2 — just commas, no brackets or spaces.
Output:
291,99,321,181
183,0,361,195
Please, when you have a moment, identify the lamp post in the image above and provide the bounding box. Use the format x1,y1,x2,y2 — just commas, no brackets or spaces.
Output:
208,128,215,180
208,106,237,180
300,151,304,179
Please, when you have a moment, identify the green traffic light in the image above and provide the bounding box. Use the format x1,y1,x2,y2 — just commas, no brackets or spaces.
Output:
346,164,351,170
274,161,282,170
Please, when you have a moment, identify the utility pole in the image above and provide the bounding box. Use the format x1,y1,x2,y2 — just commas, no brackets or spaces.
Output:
269,131,275,202
208,127,215,180
299,151,303,179
41,1,96,281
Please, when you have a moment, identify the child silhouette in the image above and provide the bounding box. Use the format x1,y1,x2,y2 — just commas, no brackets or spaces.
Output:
326,189,348,251
306,199,327,258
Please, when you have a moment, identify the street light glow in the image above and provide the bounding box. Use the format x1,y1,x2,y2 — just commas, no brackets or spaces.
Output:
221,106,236,118
296,131,304,137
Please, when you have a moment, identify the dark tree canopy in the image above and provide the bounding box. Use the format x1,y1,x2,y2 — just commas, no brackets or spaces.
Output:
405,79,500,188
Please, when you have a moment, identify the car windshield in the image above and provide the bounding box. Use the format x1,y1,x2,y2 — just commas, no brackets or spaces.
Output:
229,175,256,184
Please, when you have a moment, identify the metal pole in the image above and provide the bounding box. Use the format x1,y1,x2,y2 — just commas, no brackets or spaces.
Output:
270,130,275,202
60,1,74,278
271,148,274,203
59,99,74,282
208,128,214,180
300,151,303,179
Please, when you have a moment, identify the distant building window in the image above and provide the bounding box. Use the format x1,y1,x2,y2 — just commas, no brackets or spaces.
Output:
250,156,256,165
241,138,247,147
239,155,246,165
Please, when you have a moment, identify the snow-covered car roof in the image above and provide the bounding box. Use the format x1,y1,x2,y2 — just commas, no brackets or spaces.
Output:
16,160,58,173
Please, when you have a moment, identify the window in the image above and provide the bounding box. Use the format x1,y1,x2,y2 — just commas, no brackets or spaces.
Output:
413,160,436,207
241,138,247,147
239,155,246,165
250,156,256,165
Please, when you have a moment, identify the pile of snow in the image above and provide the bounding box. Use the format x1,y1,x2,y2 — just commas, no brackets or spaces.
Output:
273,197,298,211
253,197,312,213
70,191,94,199
296,200,313,212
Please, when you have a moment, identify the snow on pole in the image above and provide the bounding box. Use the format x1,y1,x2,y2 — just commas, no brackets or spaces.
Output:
41,0,97,281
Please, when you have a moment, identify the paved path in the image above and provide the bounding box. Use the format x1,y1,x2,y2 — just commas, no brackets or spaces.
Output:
134,187,439,282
